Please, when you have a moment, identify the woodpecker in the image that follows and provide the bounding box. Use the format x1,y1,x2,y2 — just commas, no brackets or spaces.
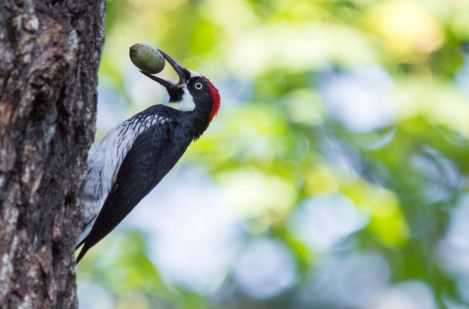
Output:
76,50,221,263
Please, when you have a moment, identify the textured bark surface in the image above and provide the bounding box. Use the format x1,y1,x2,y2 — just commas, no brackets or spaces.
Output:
0,1,104,308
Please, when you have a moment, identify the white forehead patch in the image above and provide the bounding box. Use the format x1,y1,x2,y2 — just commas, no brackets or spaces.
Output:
190,71,202,78
160,86,196,112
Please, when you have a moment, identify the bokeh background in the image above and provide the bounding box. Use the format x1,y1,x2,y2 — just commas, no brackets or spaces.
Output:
77,0,469,308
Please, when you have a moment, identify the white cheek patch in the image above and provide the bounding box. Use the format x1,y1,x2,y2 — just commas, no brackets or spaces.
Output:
176,91,196,111
161,88,196,112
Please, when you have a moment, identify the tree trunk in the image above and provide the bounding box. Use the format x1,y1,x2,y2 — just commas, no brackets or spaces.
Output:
0,1,104,308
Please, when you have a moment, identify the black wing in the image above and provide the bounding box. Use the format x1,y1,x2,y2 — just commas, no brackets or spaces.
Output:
76,125,191,262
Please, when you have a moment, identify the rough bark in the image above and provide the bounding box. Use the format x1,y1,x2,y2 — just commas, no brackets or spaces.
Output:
0,1,104,308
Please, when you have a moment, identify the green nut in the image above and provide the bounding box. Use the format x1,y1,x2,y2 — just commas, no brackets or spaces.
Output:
129,43,165,74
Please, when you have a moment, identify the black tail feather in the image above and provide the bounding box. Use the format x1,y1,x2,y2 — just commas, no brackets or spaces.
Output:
75,242,90,263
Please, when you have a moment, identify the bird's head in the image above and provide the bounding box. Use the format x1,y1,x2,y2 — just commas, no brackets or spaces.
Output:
140,50,221,125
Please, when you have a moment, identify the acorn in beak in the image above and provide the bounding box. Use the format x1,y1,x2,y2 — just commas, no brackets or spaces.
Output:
129,44,191,101
138,50,190,101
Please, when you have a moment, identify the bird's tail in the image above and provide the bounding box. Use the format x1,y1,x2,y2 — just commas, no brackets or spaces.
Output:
75,241,90,264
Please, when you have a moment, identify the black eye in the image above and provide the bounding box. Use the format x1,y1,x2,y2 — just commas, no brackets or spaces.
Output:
194,82,204,90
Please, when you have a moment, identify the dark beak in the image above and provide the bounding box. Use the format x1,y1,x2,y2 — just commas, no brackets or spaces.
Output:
140,49,190,100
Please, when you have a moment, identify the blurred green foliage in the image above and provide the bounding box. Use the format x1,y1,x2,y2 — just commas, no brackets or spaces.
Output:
78,0,469,308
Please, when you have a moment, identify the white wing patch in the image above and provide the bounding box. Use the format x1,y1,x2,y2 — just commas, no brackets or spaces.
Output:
77,114,169,245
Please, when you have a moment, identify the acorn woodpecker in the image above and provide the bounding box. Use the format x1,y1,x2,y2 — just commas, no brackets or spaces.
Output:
75,50,221,263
